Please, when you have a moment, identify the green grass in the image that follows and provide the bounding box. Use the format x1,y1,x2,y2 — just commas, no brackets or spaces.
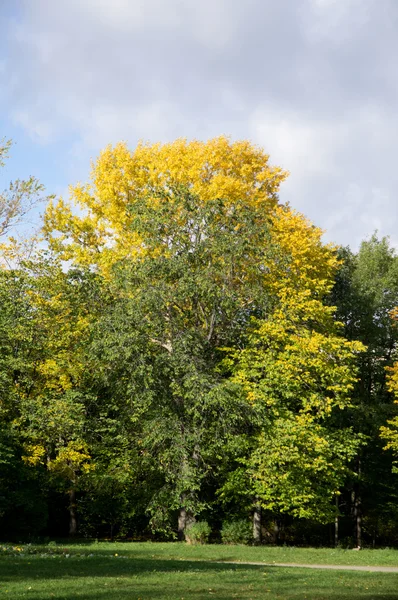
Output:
0,542,398,599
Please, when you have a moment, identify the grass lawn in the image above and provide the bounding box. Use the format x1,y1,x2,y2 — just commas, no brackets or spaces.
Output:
1,542,398,599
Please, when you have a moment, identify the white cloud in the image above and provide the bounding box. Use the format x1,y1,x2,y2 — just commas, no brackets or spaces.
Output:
12,110,57,144
2,0,398,249
249,109,342,178
76,0,184,30
304,0,372,44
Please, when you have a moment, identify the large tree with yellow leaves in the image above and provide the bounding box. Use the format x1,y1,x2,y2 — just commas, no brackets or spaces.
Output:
41,137,363,538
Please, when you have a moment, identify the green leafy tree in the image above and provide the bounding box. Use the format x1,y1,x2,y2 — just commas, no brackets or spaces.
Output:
330,235,398,546
0,267,50,536
221,269,364,526
91,187,278,537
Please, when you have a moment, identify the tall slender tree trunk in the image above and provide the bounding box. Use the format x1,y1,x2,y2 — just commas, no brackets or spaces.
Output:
253,502,262,545
351,459,362,549
334,495,339,547
272,519,279,544
353,491,362,548
351,489,362,548
68,488,77,536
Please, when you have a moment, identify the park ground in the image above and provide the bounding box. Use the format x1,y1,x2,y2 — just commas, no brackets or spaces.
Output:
1,542,398,599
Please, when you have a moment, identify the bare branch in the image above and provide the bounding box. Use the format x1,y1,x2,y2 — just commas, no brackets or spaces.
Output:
150,337,173,353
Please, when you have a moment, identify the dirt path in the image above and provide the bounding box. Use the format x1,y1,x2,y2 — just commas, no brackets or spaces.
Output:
214,560,398,573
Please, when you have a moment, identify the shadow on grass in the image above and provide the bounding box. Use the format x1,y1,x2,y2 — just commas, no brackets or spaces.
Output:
0,556,397,600
0,556,241,579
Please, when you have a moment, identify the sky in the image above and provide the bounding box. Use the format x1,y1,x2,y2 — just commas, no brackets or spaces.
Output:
1,0,398,248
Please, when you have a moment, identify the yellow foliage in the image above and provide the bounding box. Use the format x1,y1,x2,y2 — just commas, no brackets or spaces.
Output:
22,444,46,466
47,441,93,481
268,205,340,305
227,203,364,419
43,137,288,271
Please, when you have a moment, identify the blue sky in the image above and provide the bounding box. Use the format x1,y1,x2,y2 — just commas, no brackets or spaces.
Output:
1,0,398,247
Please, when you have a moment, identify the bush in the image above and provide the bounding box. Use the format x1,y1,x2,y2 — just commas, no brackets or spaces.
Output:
221,519,252,545
185,521,211,545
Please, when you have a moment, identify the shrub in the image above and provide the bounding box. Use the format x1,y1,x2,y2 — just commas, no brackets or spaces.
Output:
221,519,252,545
185,521,211,545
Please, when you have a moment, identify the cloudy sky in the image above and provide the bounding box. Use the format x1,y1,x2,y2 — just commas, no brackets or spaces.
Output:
1,0,397,248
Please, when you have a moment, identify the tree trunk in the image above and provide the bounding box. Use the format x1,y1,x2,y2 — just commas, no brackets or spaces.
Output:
351,489,362,549
178,507,188,541
334,495,339,547
178,505,195,541
68,488,77,536
253,502,262,545
177,449,199,541
354,492,362,549
272,519,279,544
351,458,362,549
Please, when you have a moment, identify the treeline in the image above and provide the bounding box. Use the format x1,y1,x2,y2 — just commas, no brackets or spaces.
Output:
0,137,398,546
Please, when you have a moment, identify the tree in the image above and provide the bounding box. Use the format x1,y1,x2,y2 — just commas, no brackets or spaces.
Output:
42,137,289,536
9,257,102,535
220,217,364,526
380,307,398,470
0,265,51,536
87,185,281,536
0,244,157,538
0,138,51,238
330,235,398,546
42,137,363,540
